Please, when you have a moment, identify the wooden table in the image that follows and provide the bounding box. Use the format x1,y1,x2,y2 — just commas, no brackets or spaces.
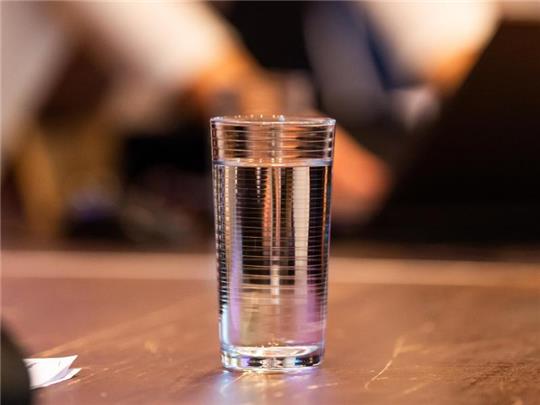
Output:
2,250,540,404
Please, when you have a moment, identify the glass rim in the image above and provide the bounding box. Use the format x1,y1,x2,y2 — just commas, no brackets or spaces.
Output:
211,114,335,127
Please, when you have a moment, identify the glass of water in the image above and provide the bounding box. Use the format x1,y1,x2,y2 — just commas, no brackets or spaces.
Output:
211,115,335,372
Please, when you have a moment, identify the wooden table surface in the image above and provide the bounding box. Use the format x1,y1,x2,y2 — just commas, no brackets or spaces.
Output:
2,250,540,404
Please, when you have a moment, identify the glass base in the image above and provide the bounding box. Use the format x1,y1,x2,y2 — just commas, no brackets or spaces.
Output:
221,344,323,373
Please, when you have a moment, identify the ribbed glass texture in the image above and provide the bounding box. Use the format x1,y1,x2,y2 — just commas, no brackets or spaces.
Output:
211,115,335,372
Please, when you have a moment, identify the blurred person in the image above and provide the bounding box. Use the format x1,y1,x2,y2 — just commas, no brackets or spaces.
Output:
1,1,390,239
351,2,540,242
8,1,534,242
302,2,502,138
223,1,539,242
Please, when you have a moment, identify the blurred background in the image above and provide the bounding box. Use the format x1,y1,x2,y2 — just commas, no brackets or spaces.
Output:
2,1,540,259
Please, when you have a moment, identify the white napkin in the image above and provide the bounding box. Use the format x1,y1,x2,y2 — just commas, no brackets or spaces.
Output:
24,355,81,389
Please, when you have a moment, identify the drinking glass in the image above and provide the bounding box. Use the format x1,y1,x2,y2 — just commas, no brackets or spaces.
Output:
211,115,335,372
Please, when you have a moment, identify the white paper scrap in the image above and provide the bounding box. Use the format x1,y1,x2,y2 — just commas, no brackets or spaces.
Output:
24,355,80,389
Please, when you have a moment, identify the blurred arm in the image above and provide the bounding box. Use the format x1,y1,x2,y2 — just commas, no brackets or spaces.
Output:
58,1,276,118
361,2,500,94
61,1,241,92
